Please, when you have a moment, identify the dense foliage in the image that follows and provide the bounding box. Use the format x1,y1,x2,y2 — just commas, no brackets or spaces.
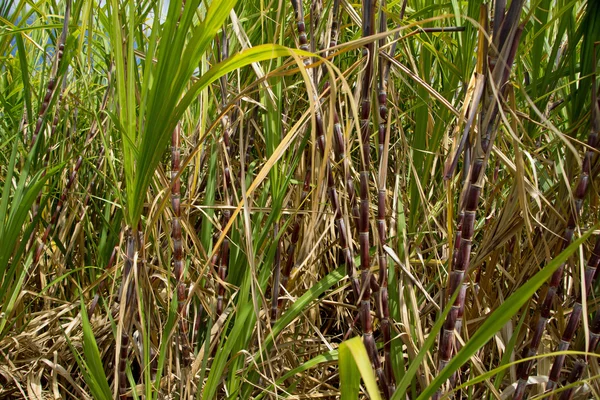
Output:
1,0,599,398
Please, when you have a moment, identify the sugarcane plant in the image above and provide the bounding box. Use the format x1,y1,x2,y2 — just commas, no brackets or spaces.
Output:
437,1,525,397
543,43,600,397
4,0,600,399
513,5,600,399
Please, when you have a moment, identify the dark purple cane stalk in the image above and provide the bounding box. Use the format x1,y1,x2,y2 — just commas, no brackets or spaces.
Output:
377,1,388,156
356,0,388,395
384,0,407,84
29,85,109,272
588,304,600,361
28,87,68,262
437,3,524,397
332,112,359,221
36,77,68,180
171,123,192,364
291,0,309,53
328,0,340,50
325,0,358,221
517,44,600,400
30,38,66,147
320,4,359,277
31,76,57,147
547,238,600,390
374,0,394,394
546,50,600,393
323,157,361,301
216,208,230,316
440,74,485,390
118,232,136,399
31,0,70,144
557,359,586,400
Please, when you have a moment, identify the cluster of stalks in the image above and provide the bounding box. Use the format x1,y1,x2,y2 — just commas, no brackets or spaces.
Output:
32,87,110,272
116,219,153,398
356,0,387,395
27,0,71,258
375,0,395,394
280,0,362,325
293,0,398,395
287,0,398,395
269,0,312,321
272,0,361,326
437,2,524,397
526,49,600,399
12,1,600,399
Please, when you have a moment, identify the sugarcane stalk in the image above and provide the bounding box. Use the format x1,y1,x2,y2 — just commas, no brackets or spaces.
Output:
270,223,283,324
171,123,192,364
384,0,407,84
324,0,358,221
30,84,109,272
328,0,340,50
374,0,394,394
437,3,524,397
291,0,309,53
317,86,361,299
332,111,359,221
556,359,586,400
517,43,600,400
216,205,231,316
277,0,361,317
30,89,109,299
546,239,600,389
118,231,136,399
545,46,600,393
27,0,71,255
356,0,388,395
585,293,600,358
32,156,82,265
30,0,69,147
271,0,309,320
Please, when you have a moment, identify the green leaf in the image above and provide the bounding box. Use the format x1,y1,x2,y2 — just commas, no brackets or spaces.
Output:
339,337,382,400
80,299,112,400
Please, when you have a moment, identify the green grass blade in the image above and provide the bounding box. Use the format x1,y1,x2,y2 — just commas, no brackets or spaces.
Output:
80,298,112,400
339,336,383,400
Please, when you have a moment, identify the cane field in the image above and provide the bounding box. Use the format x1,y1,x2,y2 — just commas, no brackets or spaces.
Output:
1,0,600,398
